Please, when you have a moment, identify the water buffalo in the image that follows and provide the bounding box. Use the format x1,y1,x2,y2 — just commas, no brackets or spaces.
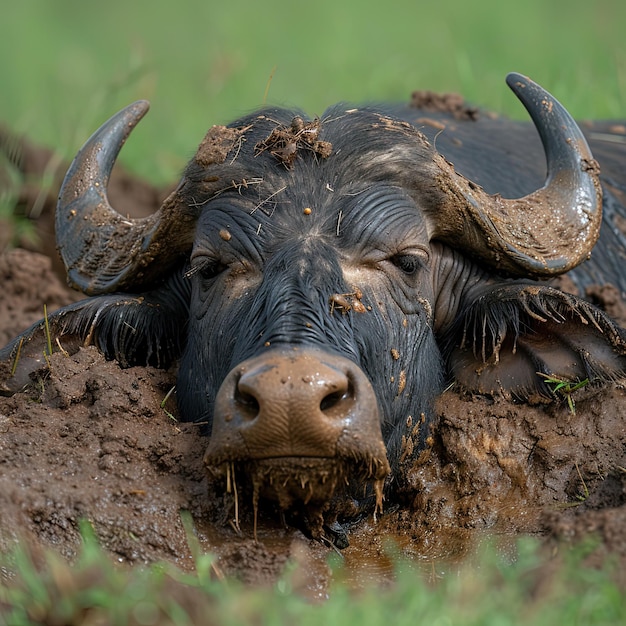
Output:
1,73,625,543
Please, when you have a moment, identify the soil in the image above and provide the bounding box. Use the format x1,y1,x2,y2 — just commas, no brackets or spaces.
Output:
410,90,480,121
1,130,625,596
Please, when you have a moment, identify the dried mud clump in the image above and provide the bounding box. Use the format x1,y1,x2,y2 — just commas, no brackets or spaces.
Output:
255,117,332,168
194,125,246,168
410,90,480,121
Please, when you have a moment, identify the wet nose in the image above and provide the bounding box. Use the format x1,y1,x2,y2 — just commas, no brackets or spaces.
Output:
234,354,355,455
205,347,387,462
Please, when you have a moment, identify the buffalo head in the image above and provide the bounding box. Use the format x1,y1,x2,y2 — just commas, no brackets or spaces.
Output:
2,73,625,542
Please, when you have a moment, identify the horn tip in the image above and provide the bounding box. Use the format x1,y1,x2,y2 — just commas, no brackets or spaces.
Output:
505,72,532,92
127,100,151,124
131,99,151,112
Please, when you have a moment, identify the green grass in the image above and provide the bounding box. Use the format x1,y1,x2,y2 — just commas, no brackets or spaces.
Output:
1,0,625,183
1,525,624,626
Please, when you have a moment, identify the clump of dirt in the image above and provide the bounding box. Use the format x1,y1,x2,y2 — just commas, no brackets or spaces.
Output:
194,125,245,169
1,132,626,594
255,116,332,169
410,90,480,121
585,283,626,327
0,249,80,346
408,387,626,533
0,345,198,562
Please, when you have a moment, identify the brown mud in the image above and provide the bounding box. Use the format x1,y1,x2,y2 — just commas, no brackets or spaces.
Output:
254,115,333,169
0,131,625,594
410,90,480,121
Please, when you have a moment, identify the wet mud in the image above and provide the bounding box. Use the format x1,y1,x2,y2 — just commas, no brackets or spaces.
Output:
0,132,625,594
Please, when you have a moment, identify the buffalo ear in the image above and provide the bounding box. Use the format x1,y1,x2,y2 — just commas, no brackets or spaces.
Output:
443,283,626,400
0,278,189,395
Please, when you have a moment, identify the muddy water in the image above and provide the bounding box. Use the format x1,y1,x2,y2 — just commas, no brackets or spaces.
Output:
191,501,527,599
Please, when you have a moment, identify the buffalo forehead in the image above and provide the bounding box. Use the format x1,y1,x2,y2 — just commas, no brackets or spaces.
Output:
194,182,428,254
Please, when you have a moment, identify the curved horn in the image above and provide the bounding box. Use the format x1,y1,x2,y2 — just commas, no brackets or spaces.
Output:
56,101,199,295
433,72,602,277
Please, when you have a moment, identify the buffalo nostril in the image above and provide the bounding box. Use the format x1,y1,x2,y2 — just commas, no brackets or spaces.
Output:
234,386,260,421
319,390,347,412
319,377,354,416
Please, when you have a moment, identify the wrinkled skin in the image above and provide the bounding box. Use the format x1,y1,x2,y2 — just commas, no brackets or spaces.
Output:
182,174,442,453
2,78,626,541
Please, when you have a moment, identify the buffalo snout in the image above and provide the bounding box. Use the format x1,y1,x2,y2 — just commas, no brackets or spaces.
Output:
204,347,390,522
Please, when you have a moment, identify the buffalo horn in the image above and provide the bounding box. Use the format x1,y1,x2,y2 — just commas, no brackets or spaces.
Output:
433,72,602,277
56,101,198,294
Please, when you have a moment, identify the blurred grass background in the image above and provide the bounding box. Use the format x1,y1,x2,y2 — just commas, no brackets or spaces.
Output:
1,0,625,184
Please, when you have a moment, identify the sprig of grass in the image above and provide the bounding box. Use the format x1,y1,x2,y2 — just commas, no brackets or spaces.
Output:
538,373,590,414
43,304,52,357
9,336,24,378
160,385,177,421
574,462,590,503
40,303,53,370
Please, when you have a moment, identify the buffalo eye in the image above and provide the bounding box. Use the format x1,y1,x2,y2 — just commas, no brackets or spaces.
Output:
189,258,227,282
389,254,424,276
